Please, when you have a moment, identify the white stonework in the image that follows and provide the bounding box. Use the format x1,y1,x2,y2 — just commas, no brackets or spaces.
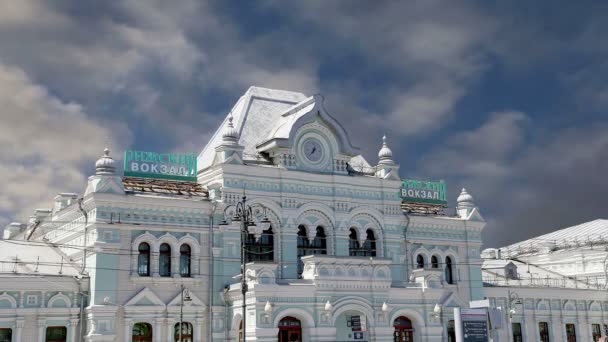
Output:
1,86,603,342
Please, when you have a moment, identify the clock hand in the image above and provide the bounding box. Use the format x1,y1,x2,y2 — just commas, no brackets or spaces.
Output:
311,147,316,154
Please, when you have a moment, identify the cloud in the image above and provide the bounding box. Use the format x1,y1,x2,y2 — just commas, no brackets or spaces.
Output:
0,64,130,226
418,111,607,247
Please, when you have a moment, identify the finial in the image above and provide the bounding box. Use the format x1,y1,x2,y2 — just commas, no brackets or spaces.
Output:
378,134,393,164
222,114,239,142
457,188,475,209
95,147,116,175
103,147,110,156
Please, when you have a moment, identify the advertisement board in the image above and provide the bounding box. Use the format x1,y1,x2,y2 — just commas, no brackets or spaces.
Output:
460,308,489,342
400,179,447,206
123,150,197,182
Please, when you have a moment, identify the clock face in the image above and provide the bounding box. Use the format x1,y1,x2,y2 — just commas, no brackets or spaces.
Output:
303,139,323,162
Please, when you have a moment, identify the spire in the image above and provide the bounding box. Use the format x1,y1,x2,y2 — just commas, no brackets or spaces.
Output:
457,188,475,209
377,134,394,165
95,148,116,175
222,115,239,143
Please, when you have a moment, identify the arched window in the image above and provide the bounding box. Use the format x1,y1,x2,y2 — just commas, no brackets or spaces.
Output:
278,316,302,342
133,323,153,342
174,322,193,342
363,229,377,257
297,225,309,277
0,328,11,342
445,256,454,284
431,255,439,268
348,228,361,256
46,326,67,342
312,226,327,254
416,254,425,269
159,243,171,277
393,316,413,342
245,226,274,262
297,226,328,277
138,242,150,276
180,244,191,277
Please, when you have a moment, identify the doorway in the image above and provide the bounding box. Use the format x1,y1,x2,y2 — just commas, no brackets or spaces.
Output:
393,316,414,342
278,316,302,342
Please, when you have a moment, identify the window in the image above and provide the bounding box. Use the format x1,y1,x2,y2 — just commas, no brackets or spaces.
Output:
138,242,150,276
0,329,11,342
363,229,376,257
297,226,327,277
565,323,576,342
431,255,439,268
133,323,153,342
159,243,172,277
46,326,67,342
245,226,274,262
180,244,191,277
348,228,361,256
447,320,456,342
416,254,425,269
512,323,523,342
174,322,193,342
539,322,550,342
592,324,601,342
27,294,38,305
297,225,309,276
445,256,454,284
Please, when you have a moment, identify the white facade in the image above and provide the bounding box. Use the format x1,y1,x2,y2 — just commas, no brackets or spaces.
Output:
1,85,604,342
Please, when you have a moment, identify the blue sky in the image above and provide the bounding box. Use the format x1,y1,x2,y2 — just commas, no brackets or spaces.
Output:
0,1,606,247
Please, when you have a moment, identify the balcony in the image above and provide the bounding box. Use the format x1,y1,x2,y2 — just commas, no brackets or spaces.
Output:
300,255,392,290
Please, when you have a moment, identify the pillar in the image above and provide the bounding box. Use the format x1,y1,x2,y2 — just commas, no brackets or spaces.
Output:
37,319,46,342
14,318,24,342
124,320,133,342
166,318,175,342
154,318,163,342
69,318,79,342
195,318,204,341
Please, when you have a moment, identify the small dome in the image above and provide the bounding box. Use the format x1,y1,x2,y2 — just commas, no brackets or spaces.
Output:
95,148,116,175
378,135,394,164
222,115,239,142
457,188,475,208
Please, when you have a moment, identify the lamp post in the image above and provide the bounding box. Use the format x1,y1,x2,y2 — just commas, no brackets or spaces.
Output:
179,284,192,342
220,195,271,342
507,290,522,341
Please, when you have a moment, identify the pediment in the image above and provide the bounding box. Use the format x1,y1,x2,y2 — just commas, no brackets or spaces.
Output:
467,208,485,222
168,288,205,307
441,292,466,308
125,287,165,307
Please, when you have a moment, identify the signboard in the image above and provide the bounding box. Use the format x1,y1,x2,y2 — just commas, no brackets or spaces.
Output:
461,308,489,342
400,179,447,206
123,150,197,182
349,315,367,332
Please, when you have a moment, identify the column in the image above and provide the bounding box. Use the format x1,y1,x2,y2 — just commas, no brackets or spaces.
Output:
166,318,175,342
154,318,163,342
195,318,204,341
14,318,24,342
69,318,79,342
37,319,46,342
124,320,133,342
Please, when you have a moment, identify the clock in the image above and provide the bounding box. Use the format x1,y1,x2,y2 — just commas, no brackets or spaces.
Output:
303,139,323,162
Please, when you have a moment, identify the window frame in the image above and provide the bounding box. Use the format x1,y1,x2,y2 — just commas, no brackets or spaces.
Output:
159,243,172,277
138,242,151,276
179,244,191,278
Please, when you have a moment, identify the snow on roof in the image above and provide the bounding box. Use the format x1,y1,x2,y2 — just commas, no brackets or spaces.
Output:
0,240,81,276
501,219,608,257
198,86,308,170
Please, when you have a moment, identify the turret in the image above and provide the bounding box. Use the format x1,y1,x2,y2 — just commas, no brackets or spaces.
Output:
84,148,125,195
375,135,400,180
457,188,476,218
214,115,244,165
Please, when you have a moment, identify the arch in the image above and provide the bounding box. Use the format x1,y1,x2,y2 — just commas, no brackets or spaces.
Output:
348,228,361,256
179,244,192,277
244,199,282,269
389,309,425,342
273,307,315,328
138,242,151,276
132,322,153,342
157,233,179,252
416,254,426,269
295,205,336,255
48,293,71,308
431,255,440,269
159,243,172,277
331,297,375,326
346,210,385,257
445,255,455,284
0,293,16,309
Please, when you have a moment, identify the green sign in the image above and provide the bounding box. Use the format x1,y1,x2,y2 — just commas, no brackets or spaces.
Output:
123,150,197,182
401,179,447,206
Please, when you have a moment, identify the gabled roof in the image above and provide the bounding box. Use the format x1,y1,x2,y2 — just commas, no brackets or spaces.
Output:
501,219,608,257
198,86,308,170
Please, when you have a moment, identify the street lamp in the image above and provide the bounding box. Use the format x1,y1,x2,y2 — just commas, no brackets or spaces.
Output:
220,195,271,342
179,284,192,342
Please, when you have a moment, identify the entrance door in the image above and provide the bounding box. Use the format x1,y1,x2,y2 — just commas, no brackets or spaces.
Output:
393,316,414,342
278,316,302,342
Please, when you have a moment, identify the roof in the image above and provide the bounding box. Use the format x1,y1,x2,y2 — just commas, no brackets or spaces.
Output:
0,240,81,276
501,219,608,257
198,86,308,170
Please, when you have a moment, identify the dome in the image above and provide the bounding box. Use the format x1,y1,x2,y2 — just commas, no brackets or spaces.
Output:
222,115,239,142
457,188,475,208
95,148,116,175
378,135,394,164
